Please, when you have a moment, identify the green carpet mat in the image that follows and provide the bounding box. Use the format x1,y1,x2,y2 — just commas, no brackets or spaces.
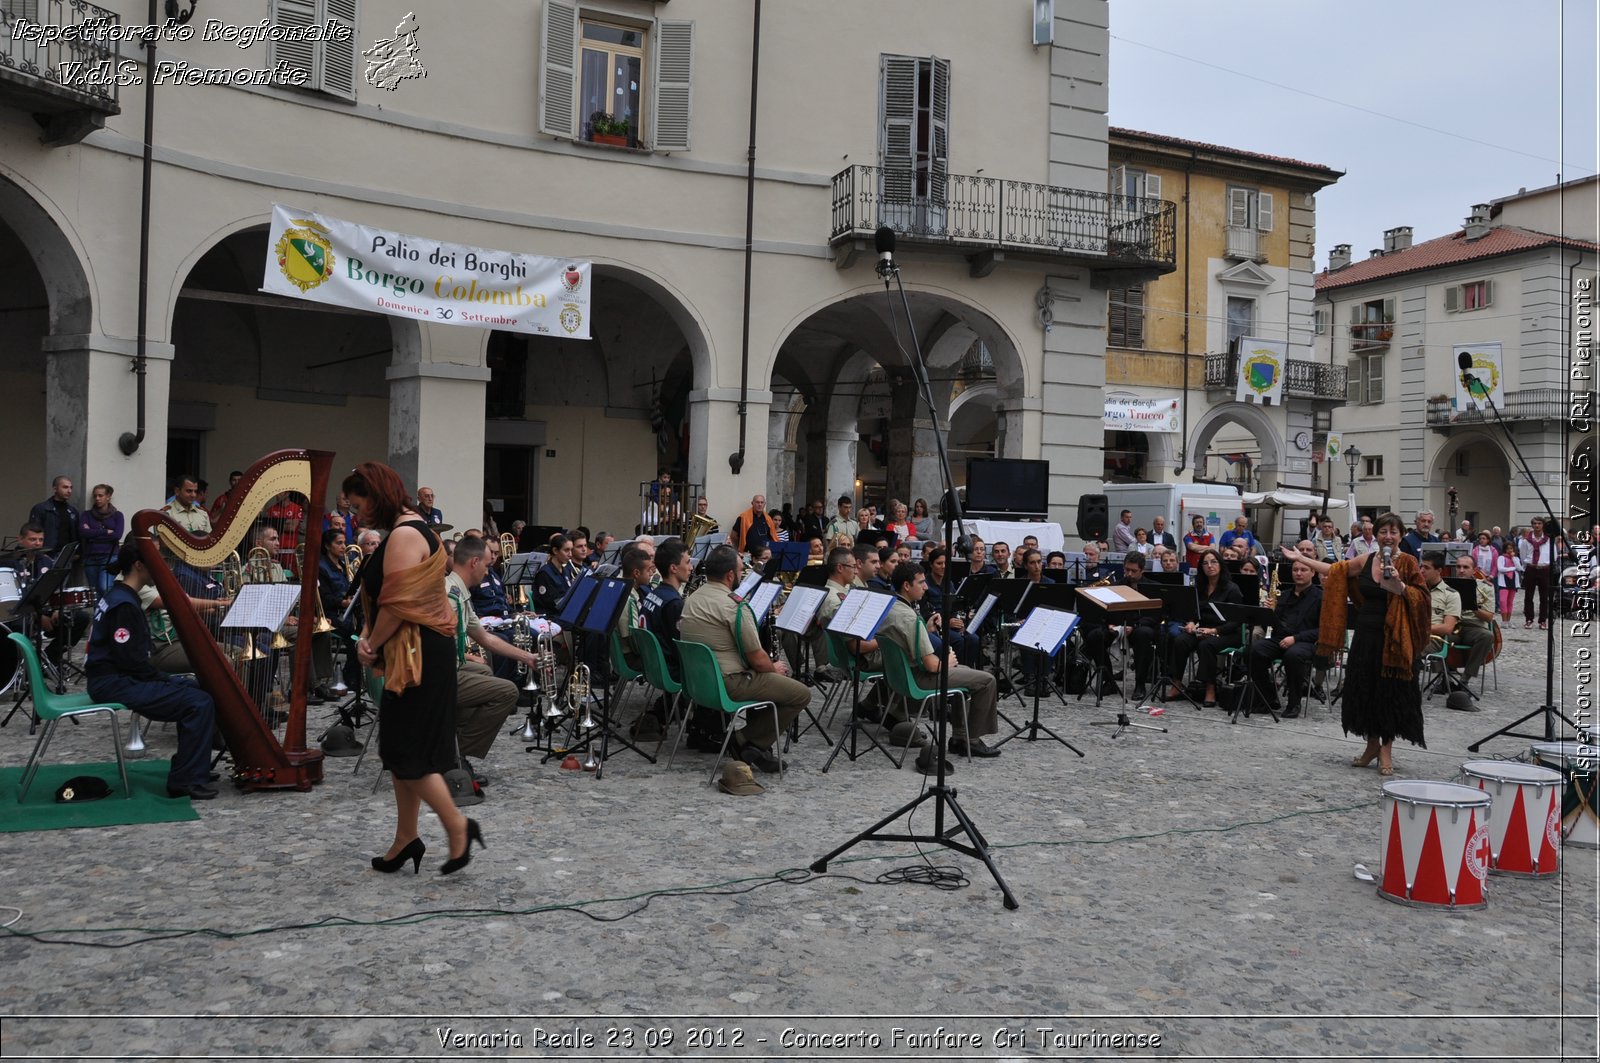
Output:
0,759,201,832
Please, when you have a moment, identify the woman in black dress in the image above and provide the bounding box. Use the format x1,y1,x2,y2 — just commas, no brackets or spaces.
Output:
344,462,481,874
1162,546,1244,706
1293,512,1429,775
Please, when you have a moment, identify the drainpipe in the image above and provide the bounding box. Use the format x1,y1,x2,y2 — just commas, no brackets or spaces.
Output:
119,0,159,456
1175,147,1195,476
728,0,762,474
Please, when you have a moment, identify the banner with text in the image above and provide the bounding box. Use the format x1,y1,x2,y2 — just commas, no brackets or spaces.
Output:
262,204,591,338
1103,395,1181,433
1452,342,1504,411
1234,337,1287,405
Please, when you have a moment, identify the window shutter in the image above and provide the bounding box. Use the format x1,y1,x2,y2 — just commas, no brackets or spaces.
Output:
269,0,317,87
1482,279,1494,307
1143,173,1162,204
927,56,950,208
1445,285,1459,312
652,19,694,151
1346,358,1362,402
320,0,358,100
1108,287,1128,348
1366,356,1384,403
1228,188,1251,228
1348,303,1362,326
1108,165,1125,196
539,1,579,138
1382,296,1395,324
1313,309,1326,335
879,55,917,207
1126,284,1144,347
1256,191,1274,232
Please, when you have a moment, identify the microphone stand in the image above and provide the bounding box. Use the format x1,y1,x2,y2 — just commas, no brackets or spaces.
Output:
1457,368,1578,750
810,237,1019,910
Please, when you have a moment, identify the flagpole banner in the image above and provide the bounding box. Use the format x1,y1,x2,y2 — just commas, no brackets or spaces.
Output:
1235,336,1287,405
263,204,591,338
1321,431,1342,465
1103,395,1182,433
1452,342,1504,411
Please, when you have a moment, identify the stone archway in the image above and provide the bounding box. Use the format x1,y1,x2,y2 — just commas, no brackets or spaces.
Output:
1187,402,1284,485
1428,430,1513,532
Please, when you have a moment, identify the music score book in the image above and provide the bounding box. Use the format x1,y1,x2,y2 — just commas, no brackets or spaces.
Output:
220,584,301,631
968,592,1000,632
734,571,762,601
746,581,783,623
1009,607,1080,657
775,585,827,634
824,589,896,641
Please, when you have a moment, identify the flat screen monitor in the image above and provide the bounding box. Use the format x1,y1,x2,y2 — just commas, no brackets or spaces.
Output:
964,458,1050,519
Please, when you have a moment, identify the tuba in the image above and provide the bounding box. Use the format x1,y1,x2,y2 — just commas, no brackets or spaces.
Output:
684,512,717,551
343,543,363,583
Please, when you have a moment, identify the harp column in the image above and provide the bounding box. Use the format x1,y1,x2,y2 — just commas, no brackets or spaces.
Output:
43,333,174,508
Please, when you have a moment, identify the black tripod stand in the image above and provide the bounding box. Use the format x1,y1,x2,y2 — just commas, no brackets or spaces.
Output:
810,227,1017,909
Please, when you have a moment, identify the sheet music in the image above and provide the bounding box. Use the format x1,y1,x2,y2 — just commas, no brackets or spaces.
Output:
775,585,827,634
969,592,1000,631
220,584,301,630
734,572,762,601
825,589,896,640
747,581,782,622
1081,586,1127,607
1010,607,1080,656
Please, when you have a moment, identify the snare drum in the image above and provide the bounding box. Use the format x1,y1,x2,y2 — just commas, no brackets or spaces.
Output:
1530,741,1600,849
0,567,19,609
1378,780,1491,909
52,586,97,610
1461,759,1562,877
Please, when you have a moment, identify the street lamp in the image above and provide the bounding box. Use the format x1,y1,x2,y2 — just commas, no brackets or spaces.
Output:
1344,445,1362,518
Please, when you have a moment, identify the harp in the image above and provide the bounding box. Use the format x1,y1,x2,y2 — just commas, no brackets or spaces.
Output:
132,449,334,791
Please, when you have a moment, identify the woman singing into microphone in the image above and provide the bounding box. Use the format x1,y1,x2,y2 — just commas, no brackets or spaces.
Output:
1290,512,1429,775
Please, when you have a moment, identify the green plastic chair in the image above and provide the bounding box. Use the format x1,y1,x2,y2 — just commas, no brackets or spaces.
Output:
1422,635,1457,702
675,640,780,786
878,638,972,768
630,626,685,766
608,629,645,721
9,632,132,801
823,629,885,730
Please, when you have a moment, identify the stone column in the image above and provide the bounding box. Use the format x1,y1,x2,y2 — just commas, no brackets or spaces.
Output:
386,361,492,525
44,333,174,508
823,429,859,506
688,386,772,520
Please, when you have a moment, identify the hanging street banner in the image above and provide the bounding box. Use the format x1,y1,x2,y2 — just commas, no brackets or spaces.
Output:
1103,395,1181,433
1453,342,1504,412
1234,336,1287,405
1319,431,1342,465
262,204,591,338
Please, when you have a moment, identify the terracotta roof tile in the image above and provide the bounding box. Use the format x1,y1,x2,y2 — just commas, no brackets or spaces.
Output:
1315,226,1600,291
1110,127,1341,177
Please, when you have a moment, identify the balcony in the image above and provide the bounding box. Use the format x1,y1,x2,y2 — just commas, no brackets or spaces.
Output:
830,165,1177,280
1224,225,1262,262
1427,388,1594,429
1349,321,1393,352
1204,352,1348,403
0,0,123,145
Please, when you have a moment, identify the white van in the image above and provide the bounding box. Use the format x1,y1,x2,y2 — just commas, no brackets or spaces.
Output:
1099,482,1244,548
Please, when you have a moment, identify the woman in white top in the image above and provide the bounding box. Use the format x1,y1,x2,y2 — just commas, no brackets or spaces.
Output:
1469,531,1497,577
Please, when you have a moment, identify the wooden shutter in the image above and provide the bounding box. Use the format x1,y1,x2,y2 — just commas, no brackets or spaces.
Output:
1228,188,1251,228
1482,279,1494,307
1346,358,1361,402
1382,296,1395,323
652,19,694,151
539,1,579,138
269,0,317,86
1143,173,1162,203
1256,191,1274,232
880,54,917,206
928,57,950,207
1108,288,1128,348
321,0,358,100
1124,285,1144,347
1445,285,1460,312
1108,165,1125,196
1366,355,1384,403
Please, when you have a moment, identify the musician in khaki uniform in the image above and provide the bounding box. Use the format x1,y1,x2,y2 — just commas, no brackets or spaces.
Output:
814,547,878,670
679,545,811,774
877,561,1001,760
446,536,540,766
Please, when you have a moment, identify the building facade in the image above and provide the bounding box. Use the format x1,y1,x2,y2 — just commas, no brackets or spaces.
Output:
1101,128,1343,503
1313,177,1598,533
1,0,1174,537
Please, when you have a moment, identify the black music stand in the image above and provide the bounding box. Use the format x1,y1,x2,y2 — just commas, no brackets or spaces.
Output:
1211,602,1280,723
1078,583,1167,737
1139,582,1204,716
578,577,658,779
986,578,1034,706
993,606,1084,755
529,574,598,756
820,589,899,773
1011,582,1078,702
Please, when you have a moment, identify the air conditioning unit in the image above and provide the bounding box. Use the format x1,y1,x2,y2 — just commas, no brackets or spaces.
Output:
1225,226,1260,261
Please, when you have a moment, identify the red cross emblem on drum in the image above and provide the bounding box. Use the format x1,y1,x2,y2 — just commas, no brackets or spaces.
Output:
113,628,131,644
1463,759,1563,878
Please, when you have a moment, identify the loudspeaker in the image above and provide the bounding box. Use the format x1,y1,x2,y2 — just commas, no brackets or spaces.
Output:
1076,493,1109,541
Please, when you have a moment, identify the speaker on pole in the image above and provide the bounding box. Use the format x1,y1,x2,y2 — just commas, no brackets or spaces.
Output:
1076,493,1108,541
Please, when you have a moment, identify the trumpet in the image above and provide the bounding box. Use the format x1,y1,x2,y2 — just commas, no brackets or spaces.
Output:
245,545,274,584
569,663,595,731
343,542,363,583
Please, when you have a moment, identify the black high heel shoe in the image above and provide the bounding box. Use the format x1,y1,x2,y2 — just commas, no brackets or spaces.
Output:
371,837,425,874
439,818,484,876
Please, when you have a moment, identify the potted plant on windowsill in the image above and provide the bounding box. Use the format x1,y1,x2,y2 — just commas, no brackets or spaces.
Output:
588,111,631,147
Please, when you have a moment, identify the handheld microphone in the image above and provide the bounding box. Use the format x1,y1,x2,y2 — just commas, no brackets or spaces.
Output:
1381,545,1393,575
874,226,896,278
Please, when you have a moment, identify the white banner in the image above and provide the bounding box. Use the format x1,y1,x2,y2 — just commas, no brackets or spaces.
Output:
1103,395,1181,433
1319,431,1341,465
1234,336,1287,405
262,204,591,338
1453,342,1504,411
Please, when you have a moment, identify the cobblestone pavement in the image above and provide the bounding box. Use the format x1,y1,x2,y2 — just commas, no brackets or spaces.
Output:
1,622,1596,1060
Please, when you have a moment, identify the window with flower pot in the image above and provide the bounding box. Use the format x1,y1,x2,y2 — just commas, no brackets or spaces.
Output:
1349,296,1394,350
1444,279,1494,312
539,3,694,152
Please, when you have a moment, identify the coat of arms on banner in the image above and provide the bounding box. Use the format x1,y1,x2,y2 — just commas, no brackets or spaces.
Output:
275,221,336,293
1234,337,1289,405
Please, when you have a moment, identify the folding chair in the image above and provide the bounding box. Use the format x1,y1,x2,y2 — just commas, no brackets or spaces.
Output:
675,640,781,786
9,632,131,801
631,627,685,766
878,639,972,768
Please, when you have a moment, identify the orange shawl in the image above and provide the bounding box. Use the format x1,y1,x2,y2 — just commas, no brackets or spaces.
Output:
1316,553,1430,680
364,544,455,694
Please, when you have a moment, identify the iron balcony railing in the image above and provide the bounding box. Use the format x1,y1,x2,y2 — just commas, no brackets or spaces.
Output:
830,165,1176,272
0,0,123,116
1204,352,1348,401
1426,388,1592,427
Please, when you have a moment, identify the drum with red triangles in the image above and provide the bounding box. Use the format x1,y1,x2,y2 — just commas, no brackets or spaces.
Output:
1462,760,1562,877
1378,780,1491,909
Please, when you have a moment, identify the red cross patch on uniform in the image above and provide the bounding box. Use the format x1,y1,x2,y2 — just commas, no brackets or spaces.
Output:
113,628,131,644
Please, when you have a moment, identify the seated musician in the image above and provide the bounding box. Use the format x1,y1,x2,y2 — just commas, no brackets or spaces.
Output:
11,522,91,668
1015,546,1052,585
1046,551,1067,577
678,545,811,774
921,547,980,667
86,537,218,801
1449,553,1496,693
446,536,540,780
316,530,362,694
855,542,893,594
138,565,231,675
1419,550,1462,653
532,534,575,615
1081,550,1160,701
815,546,877,672
249,525,336,698
990,541,1013,579
264,493,305,576
1162,546,1243,706
694,494,720,534
161,475,212,535
1081,541,1113,581
879,561,1001,769
611,545,663,737
470,535,519,682
1246,558,1323,717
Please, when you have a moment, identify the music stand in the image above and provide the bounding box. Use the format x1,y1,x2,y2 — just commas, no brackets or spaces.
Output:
1132,582,1203,719
1078,583,1167,736
1211,602,1280,723
577,577,657,778
820,589,899,773
992,607,1084,755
